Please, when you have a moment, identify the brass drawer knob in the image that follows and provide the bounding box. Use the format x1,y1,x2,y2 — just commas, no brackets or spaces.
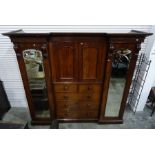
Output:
87,95,91,99
87,103,91,107
64,95,69,100
64,103,68,107
87,86,92,91
64,85,69,91
65,109,70,113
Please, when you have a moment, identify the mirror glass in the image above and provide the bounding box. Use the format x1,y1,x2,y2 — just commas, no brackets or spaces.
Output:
105,49,132,117
23,49,50,118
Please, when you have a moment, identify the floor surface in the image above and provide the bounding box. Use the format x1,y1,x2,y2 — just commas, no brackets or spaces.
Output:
2,105,155,129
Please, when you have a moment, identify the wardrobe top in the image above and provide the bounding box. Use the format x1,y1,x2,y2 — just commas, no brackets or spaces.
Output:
2,29,153,38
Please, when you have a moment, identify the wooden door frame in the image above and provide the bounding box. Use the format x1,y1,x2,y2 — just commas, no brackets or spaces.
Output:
99,37,145,123
12,40,55,124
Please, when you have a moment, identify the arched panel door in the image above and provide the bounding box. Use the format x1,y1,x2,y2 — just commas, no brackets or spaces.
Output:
79,39,106,82
50,41,78,82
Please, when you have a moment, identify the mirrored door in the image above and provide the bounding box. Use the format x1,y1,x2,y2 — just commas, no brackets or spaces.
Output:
23,49,50,119
105,49,132,117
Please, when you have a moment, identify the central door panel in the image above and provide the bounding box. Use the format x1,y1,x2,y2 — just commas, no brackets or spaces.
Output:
58,46,74,79
51,41,78,82
79,40,106,82
82,47,98,80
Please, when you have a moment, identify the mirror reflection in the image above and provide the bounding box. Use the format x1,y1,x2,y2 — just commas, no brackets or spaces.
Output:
23,49,50,118
105,49,132,117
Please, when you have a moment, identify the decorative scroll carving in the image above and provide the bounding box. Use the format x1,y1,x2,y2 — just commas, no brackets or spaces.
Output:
114,49,132,61
110,42,115,51
41,43,47,51
41,43,48,58
108,42,115,58
108,47,132,61
112,49,132,69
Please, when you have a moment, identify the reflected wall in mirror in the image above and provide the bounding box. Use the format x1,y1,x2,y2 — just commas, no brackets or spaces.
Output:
105,49,132,117
23,49,50,118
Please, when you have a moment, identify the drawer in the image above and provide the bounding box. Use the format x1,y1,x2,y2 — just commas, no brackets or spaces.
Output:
57,109,98,119
79,93,100,102
56,101,80,110
79,84,101,93
79,101,99,110
55,93,78,101
56,101,99,110
54,84,77,92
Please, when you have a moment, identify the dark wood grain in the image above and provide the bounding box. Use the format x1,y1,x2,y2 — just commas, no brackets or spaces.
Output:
79,38,107,82
3,31,152,125
50,40,78,82
99,53,113,122
11,41,54,124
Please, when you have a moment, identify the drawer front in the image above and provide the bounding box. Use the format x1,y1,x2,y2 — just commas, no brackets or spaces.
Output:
55,93,78,101
57,109,98,119
54,84,77,92
79,101,99,110
79,84,101,93
56,101,79,110
56,101,99,110
79,93,100,102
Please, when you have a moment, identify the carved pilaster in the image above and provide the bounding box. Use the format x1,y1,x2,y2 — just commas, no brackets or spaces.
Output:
108,52,113,57
109,42,115,51
41,43,48,58
108,41,115,60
